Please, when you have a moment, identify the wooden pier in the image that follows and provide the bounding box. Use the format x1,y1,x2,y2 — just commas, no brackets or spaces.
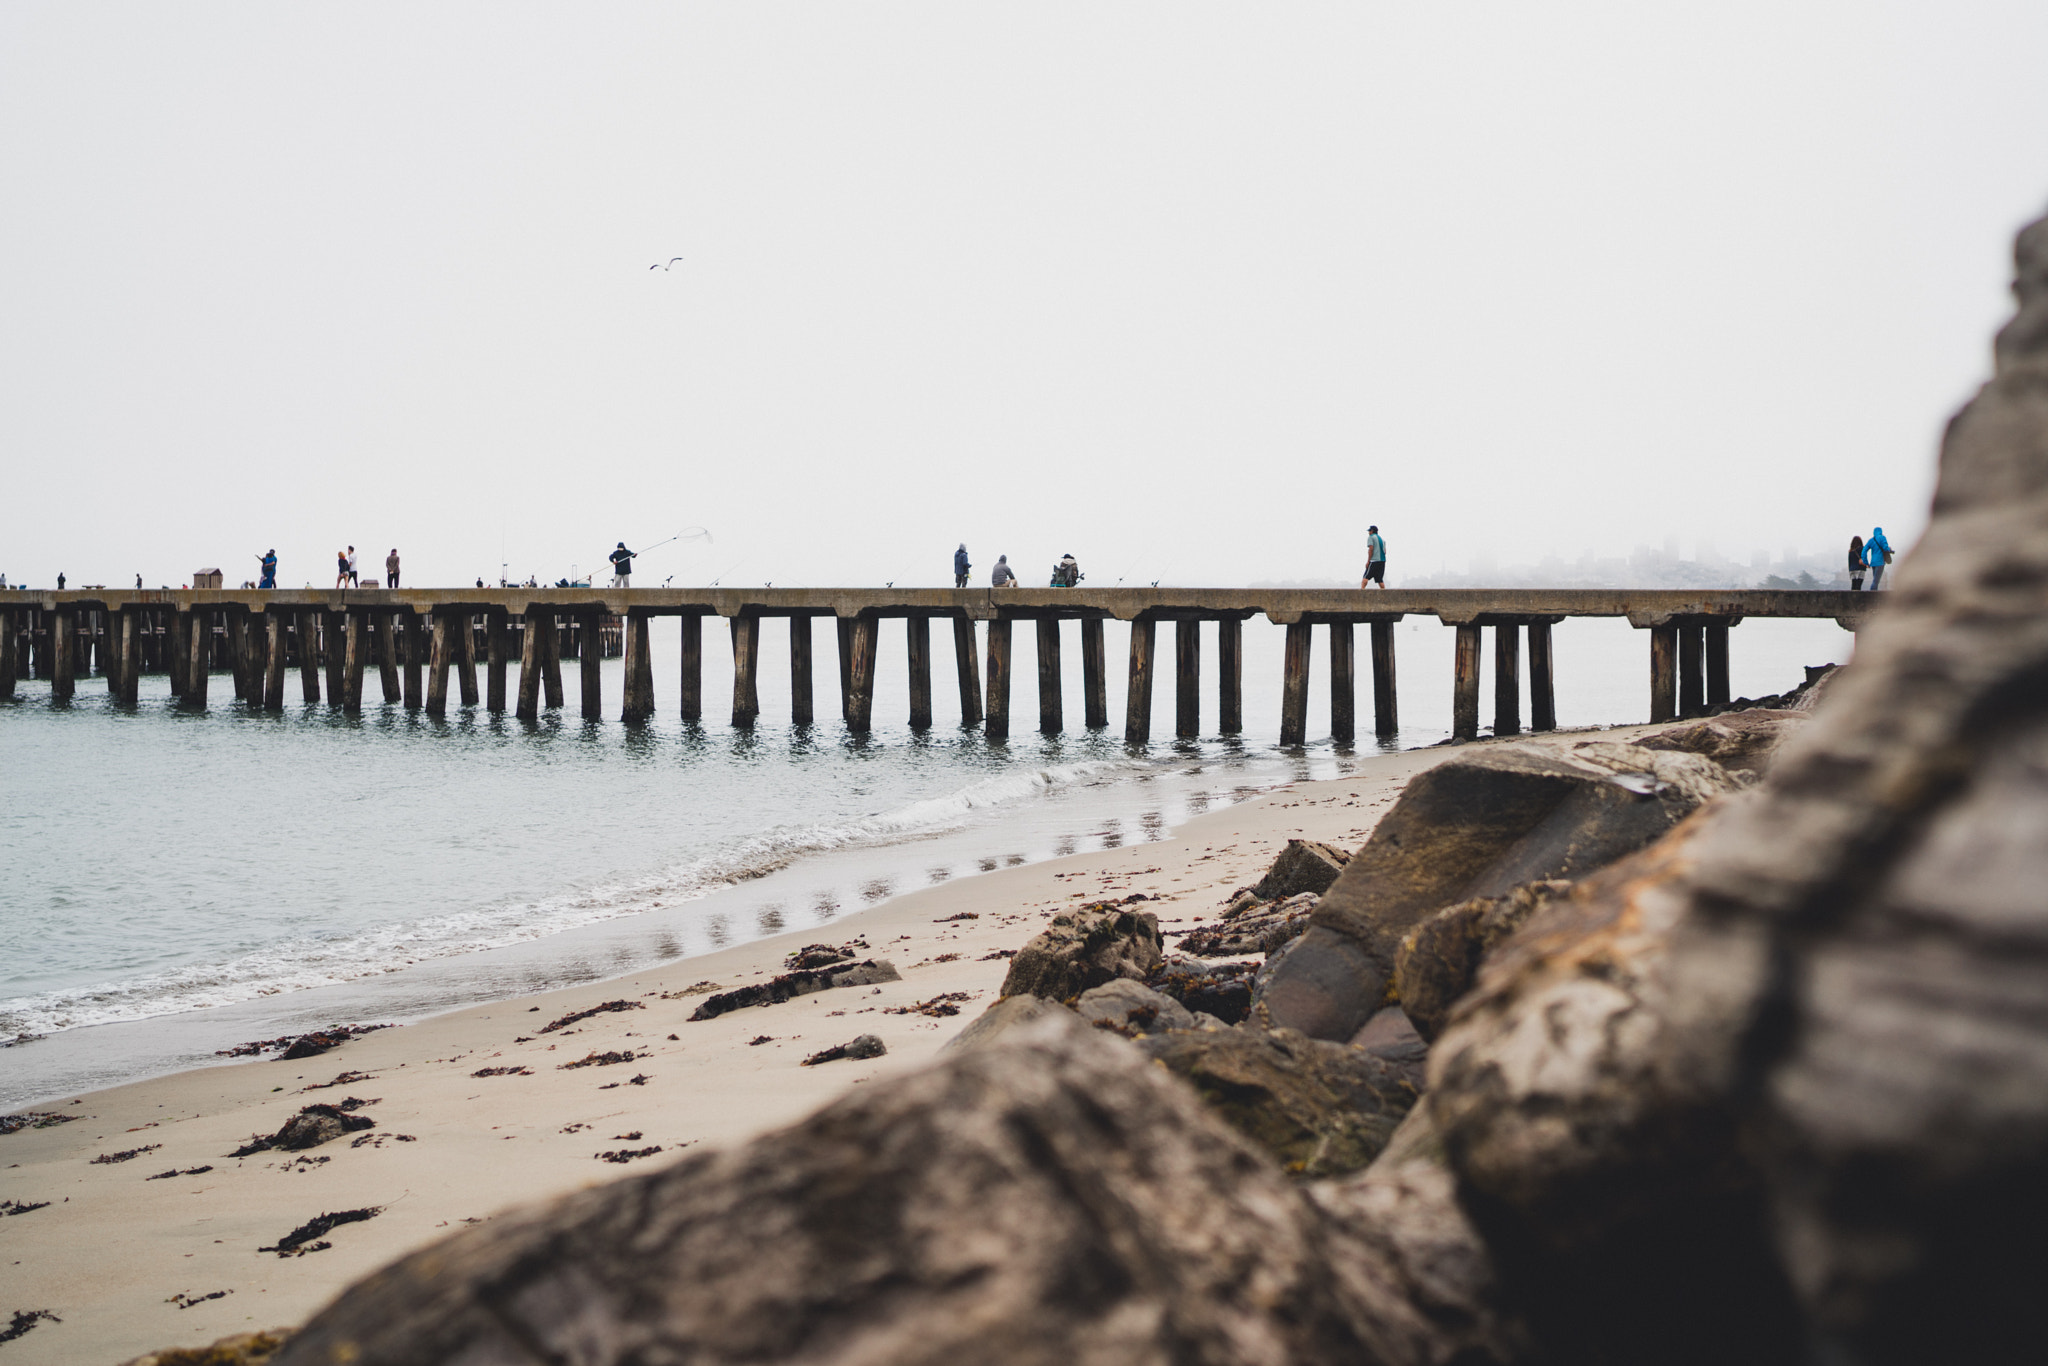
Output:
1,587,1873,743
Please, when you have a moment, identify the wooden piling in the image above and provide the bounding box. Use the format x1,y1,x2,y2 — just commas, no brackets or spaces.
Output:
402,612,424,709
1705,623,1730,709
679,615,703,721
426,614,454,716
486,612,509,712
454,614,478,707
168,611,189,698
1453,623,1482,741
1494,623,1522,737
1081,618,1107,728
51,611,75,701
729,615,761,726
953,617,983,726
1678,624,1705,718
836,618,854,724
1279,621,1312,746
1649,625,1678,724
375,614,399,704
112,610,139,705
1528,621,1556,732
0,608,16,701
908,615,933,728
579,610,604,720
322,611,346,704
847,616,878,733
295,612,319,703
1218,617,1242,734
1038,617,1063,733
1173,619,1199,738
1329,620,1355,743
343,612,367,712
264,613,286,710
1124,618,1156,744
516,610,543,721
1370,620,1398,738
183,611,207,707
226,610,251,702
790,615,814,726
539,613,564,711
985,618,1012,741
623,613,654,723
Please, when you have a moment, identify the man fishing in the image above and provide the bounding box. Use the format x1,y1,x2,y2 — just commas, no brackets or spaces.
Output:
609,541,635,587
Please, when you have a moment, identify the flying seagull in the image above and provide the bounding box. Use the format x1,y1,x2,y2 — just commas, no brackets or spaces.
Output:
649,257,684,271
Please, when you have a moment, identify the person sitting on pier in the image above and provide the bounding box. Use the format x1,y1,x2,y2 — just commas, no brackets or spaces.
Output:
991,555,1016,587
954,543,971,588
609,541,634,588
1051,553,1082,587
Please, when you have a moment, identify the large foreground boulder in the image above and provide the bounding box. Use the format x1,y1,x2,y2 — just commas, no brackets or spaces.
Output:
1257,740,1740,1039
277,1013,1412,1366
999,903,1162,1002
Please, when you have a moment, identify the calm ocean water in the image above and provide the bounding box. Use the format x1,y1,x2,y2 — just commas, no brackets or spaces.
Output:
0,612,1851,1108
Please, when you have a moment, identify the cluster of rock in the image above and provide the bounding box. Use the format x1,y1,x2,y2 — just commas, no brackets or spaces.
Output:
274,211,2048,1366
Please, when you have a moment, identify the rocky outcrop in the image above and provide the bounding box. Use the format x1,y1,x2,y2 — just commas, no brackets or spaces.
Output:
1176,892,1317,958
1392,880,1571,1042
1140,1025,1420,1179
688,959,901,1021
1072,979,1195,1036
1145,957,1255,1025
942,993,1070,1053
122,1330,292,1366
1257,741,1740,1039
998,904,1162,1002
1634,707,1806,776
1350,1006,1429,1090
276,1013,1413,1366
1250,839,1351,901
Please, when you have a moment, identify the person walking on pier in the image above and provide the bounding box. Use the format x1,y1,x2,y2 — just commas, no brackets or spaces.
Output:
954,544,971,588
991,554,1016,587
386,548,400,588
1864,526,1893,590
259,550,277,589
1847,533,1866,590
609,541,634,588
345,546,360,587
1361,526,1387,589
334,550,349,589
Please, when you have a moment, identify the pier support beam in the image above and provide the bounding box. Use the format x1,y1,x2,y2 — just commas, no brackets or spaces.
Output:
427,614,453,716
1330,621,1355,743
730,615,760,727
516,610,543,721
1082,618,1107,729
1705,623,1731,709
1649,625,1678,724
1219,618,1242,734
1038,617,1063,734
1175,620,1200,738
485,612,509,712
953,618,982,726
623,613,654,723
456,615,479,708
1370,621,1398,738
294,612,318,703
540,614,564,711
1678,624,1705,718
1280,621,1312,747
679,615,702,722
1124,619,1156,744
790,616,813,726
402,612,424,709
50,611,75,701
1528,621,1556,732
1453,623,1482,741
264,613,286,710
847,616,878,733
836,618,854,724
182,611,207,708
1494,623,1522,737
167,611,188,699
322,611,346,705
110,610,139,705
343,612,367,713
986,619,1013,741
0,609,16,701
227,610,251,702
579,610,604,721
908,615,932,728
378,614,401,704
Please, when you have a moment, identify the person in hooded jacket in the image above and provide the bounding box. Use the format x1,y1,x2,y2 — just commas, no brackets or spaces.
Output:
1052,553,1081,587
258,550,278,589
609,541,634,588
1865,526,1894,589
954,544,971,587
1847,534,1866,590
991,555,1016,587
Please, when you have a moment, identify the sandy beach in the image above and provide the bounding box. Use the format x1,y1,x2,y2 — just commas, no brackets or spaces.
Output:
0,726,1656,1366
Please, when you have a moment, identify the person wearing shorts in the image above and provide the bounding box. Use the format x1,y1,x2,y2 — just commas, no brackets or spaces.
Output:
1361,526,1386,589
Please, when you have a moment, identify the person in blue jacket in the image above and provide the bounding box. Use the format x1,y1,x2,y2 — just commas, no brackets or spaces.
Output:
1864,527,1894,590
258,550,278,589
953,544,971,588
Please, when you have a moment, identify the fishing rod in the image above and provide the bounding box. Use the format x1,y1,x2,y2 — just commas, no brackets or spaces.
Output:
628,526,714,557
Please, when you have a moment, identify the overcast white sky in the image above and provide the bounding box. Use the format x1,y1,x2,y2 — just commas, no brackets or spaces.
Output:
3,3,2045,590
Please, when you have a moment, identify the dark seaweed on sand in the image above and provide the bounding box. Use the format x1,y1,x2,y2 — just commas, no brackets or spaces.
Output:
1,1310,59,1344
537,1000,644,1034
259,1206,382,1254
0,1110,79,1136
1,1198,52,1216
558,1050,639,1069
91,1143,162,1164
145,1167,215,1181
594,1146,663,1163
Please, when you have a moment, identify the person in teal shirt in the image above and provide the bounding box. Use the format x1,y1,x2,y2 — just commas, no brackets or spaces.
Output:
1361,527,1387,589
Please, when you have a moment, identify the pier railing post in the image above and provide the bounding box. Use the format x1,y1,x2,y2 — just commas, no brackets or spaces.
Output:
623,612,654,723
1124,618,1155,744
1280,621,1311,746
1370,620,1398,738
953,617,983,726
485,611,508,712
1528,621,1556,731
1494,623,1522,737
1453,623,1481,740
1705,623,1731,709
1175,619,1200,738
343,611,367,713
730,615,760,728
848,615,878,733
790,615,814,726
1038,617,1063,733
539,612,564,711
1649,625,1678,723
1218,617,1242,734
1082,617,1108,728
51,610,76,701
182,610,207,708
679,615,702,722
516,610,542,721
427,613,453,716
1329,620,1355,743
1679,623,1705,718
986,618,1013,740
580,609,604,720
908,615,933,728
264,613,286,710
